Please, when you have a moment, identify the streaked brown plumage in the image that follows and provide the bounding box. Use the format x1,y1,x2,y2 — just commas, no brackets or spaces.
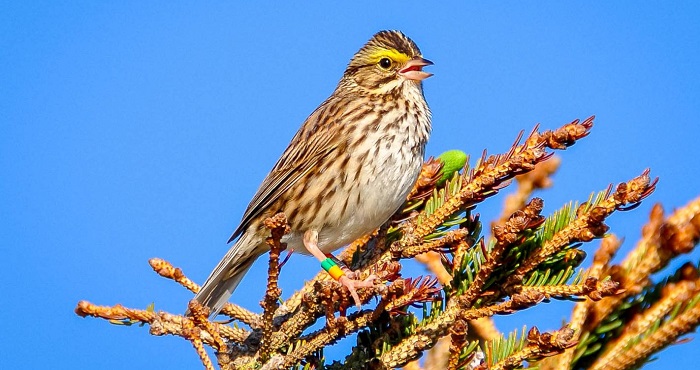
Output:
195,30,433,316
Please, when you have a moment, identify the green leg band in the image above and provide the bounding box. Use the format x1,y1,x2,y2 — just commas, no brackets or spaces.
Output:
321,257,337,272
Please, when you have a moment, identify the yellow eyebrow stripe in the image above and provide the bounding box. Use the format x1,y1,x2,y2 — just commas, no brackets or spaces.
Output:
369,49,411,64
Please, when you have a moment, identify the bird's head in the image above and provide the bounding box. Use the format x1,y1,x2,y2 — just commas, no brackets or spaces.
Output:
343,30,433,95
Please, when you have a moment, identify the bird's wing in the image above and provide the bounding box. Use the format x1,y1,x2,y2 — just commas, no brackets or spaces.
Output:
228,103,342,243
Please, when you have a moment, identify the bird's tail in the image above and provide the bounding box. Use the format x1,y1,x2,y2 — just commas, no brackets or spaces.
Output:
193,232,262,317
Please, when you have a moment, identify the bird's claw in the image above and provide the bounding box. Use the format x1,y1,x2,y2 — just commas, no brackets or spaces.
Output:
338,274,377,309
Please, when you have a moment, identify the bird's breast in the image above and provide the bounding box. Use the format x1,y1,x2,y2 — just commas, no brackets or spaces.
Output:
284,97,430,254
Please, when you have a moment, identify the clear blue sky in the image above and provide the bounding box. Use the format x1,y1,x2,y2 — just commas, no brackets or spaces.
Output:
2,2,699,369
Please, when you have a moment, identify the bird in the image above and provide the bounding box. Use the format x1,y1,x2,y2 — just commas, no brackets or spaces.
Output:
194,30,433,317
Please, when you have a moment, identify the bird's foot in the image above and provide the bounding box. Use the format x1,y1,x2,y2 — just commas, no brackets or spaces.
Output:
338,273,377,309
302,229,377,308
340,264,358,279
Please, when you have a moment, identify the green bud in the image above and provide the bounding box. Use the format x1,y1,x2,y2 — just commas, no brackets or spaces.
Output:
437,150,468,186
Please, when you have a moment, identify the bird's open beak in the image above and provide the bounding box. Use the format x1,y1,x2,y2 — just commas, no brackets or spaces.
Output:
398,57,433,81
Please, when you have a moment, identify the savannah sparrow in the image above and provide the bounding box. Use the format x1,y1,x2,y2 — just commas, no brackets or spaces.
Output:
195,30,433,316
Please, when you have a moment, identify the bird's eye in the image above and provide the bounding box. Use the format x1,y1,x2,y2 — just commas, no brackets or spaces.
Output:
379,57,393,69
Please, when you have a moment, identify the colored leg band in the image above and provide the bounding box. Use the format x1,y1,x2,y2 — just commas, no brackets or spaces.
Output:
321,258,345,280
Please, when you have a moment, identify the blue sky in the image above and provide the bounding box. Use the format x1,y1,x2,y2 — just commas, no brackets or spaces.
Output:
2,2,699,369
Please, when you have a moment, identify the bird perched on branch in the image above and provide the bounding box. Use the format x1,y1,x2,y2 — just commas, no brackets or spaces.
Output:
194,30,433,316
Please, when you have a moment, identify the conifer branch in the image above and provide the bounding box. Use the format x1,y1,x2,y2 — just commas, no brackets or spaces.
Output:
74,117,700,370
505,170,657,289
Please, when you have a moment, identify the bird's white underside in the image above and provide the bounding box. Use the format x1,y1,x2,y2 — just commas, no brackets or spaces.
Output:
282,81,431,254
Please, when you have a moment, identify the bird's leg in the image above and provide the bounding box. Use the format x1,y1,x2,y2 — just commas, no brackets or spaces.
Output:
322,253,373,281
303,230,375,308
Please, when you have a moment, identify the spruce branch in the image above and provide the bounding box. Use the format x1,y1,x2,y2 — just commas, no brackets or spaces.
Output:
549,235,623,370
590,293,700,370
518,276,622,301
259,213,290,361
487,326,577,370
590,275,699,370
589,196,700,329
505,170,657,289
149,257,261,327
463,198,545,306
75,116,700,370
448,319,469,370
493,156,560,229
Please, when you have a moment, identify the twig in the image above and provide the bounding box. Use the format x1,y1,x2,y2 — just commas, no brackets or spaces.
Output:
493,156,560,228
590,300,700,370
464,198,544,305
548,235,623,370
259,213,290,361
506,170,657,288
448,319,468,370
518,277,621,301
489,326,576,370
590,196,700,328
149,258,260,327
